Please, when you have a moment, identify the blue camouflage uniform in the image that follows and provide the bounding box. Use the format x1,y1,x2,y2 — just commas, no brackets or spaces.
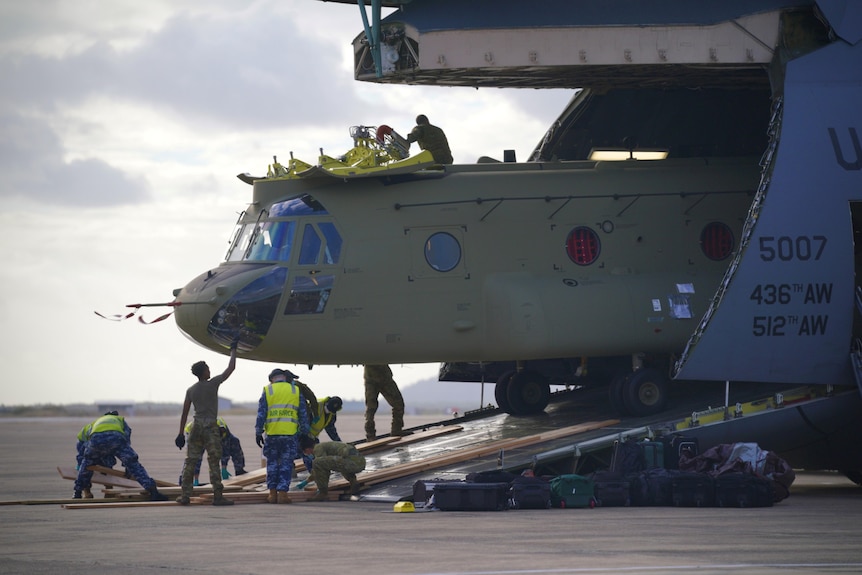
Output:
255,381,309,491
76,421,117,470
74,414,158,497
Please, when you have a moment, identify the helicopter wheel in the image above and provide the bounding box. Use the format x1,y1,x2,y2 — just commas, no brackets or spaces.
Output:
494,371,516,414
506,370,551,415
622,368,669,417
608,373,631,416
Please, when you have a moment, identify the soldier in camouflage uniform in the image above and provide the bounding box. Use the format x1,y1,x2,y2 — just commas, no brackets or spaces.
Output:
363,364,407,441
180,417,247,485
175,342,238,506
406,114,453,164
299,435,365,501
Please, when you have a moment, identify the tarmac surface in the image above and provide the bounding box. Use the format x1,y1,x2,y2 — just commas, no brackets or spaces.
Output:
1,414,861,575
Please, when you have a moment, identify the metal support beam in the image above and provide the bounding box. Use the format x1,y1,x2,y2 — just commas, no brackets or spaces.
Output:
357,0,383,78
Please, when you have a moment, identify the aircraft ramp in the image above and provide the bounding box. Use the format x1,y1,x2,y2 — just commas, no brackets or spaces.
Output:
351,381,862,502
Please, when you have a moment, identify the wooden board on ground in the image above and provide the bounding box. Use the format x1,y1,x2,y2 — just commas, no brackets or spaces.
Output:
62,500,180,509
58,466,176,488
58,467,142,489
224,467,267,487
90,465,177,487
360,425,463,454
1,496,146,506
106,484,245,499
356,436,401,452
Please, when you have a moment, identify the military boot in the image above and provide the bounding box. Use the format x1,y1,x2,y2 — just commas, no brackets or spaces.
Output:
267,488,278,503
344,473,361,496
277,491,292,504
82,488,93,499
148,487,168,502
308,490,328,501
212,495,235,506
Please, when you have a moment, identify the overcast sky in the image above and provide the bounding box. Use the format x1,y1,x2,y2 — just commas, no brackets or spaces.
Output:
0,0,573,407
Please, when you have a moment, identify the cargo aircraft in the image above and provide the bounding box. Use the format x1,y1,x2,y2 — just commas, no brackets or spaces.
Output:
168,1,861,475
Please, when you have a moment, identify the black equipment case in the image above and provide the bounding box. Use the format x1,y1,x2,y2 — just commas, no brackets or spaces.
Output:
630,468,677,506
433,482,509,511
590,470,631,507
714,472,774,508
671,471,715,507
413,479,452,507
508,477,551,509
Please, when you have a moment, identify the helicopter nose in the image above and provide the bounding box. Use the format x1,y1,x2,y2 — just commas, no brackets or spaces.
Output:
174,265,287,353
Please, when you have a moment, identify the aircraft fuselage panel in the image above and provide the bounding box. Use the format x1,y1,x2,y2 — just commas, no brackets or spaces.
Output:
675,39,862,385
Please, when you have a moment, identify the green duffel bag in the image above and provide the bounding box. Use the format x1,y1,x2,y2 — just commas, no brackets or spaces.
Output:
549,474,596,508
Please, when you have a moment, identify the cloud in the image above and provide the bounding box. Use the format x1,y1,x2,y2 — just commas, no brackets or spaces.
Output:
0,113,150,206
0,5,373,132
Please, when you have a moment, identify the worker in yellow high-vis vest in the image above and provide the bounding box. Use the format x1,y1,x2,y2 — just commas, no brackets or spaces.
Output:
255,369,310,504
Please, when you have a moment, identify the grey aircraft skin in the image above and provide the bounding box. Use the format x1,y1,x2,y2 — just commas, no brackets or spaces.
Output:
172,1,862,477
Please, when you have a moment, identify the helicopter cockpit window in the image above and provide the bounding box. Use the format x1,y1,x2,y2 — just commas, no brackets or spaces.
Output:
246,220,297,262
284,275,333,315
319,222,342,264
206,266,287,349
226,223,257,262
270,194,328,217
424,232,461,272
298,224,322,265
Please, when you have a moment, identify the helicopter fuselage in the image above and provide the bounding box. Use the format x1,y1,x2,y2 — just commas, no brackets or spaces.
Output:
175,156,757,368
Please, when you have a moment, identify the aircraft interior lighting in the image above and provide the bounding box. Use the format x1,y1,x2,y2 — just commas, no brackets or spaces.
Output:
589,149,669,161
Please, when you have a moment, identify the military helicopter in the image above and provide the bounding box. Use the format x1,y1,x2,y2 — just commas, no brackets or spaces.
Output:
171,0,861,425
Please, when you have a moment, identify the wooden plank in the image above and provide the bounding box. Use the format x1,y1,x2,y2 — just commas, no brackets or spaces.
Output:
63,500,181,509
106,484,246,499
90,465,177,487
356,436,401,451
58,466,142,489
58,466,176,488
224,467,267,487
1,496,147,506
360,425,463,454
